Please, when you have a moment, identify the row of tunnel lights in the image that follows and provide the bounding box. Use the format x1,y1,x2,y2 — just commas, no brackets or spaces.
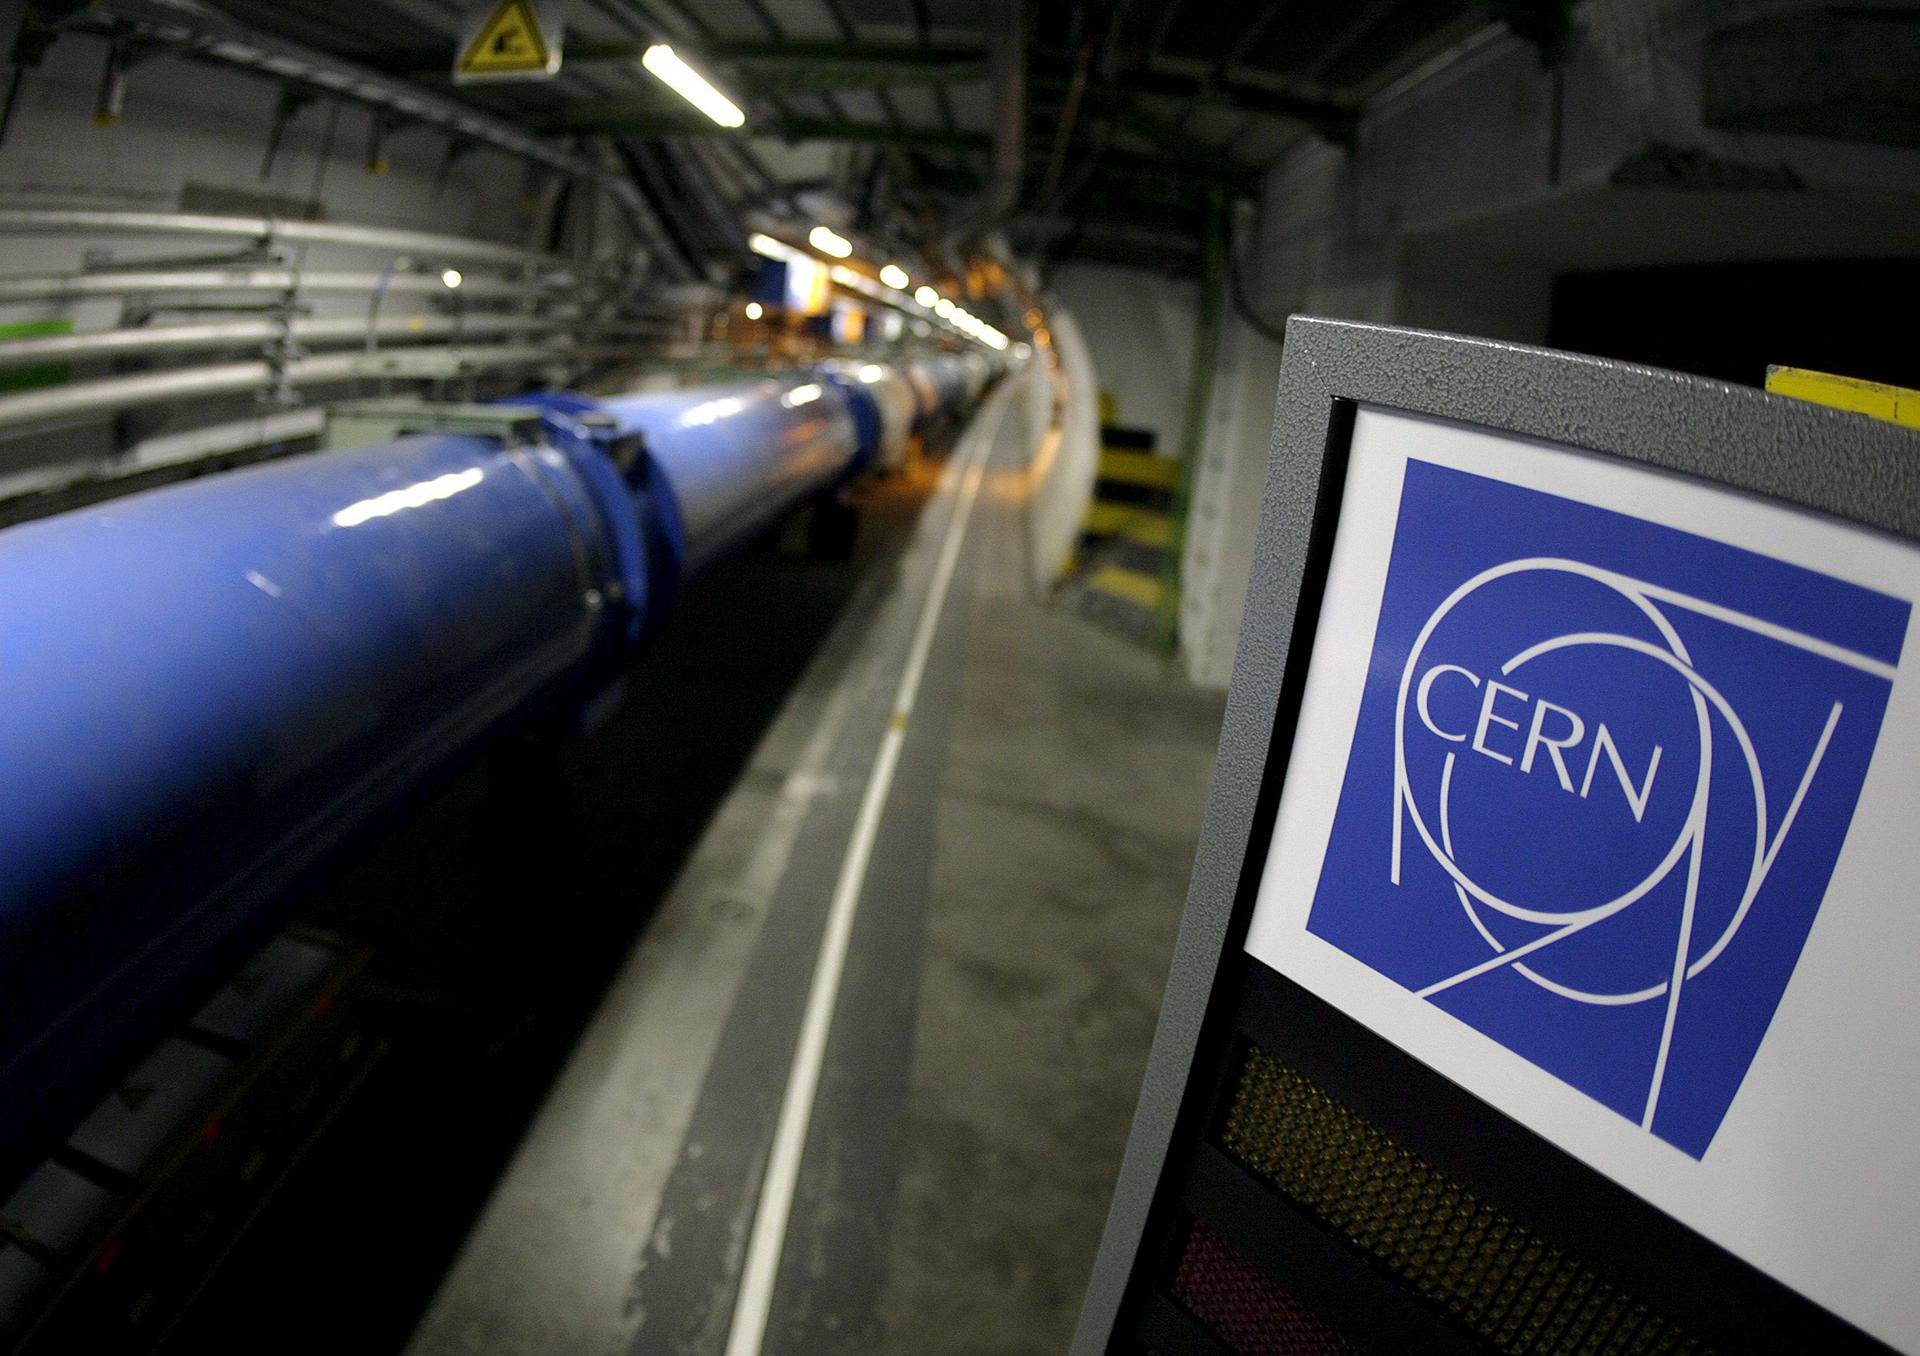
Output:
622,40,1021,355
745,230,1014,352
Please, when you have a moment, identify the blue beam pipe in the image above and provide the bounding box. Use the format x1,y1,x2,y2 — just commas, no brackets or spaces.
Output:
524,372,862,578
0,364,896,1181
0,431,633,1175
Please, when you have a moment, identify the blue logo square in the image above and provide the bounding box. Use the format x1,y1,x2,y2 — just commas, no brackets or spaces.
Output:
1307,460,1910,1157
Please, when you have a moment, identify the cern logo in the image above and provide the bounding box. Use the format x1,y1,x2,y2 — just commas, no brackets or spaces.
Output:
1308,461,1909,1157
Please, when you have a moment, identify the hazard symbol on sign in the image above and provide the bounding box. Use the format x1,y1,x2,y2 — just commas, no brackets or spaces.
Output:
455,0,563,81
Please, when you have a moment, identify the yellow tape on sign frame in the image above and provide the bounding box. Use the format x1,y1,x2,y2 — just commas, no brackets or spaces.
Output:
1766,366,1919,431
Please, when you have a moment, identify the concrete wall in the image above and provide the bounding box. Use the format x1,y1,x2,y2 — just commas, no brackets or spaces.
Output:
1239,1,1920,341
1176,0,1920,690
1177,300,1283,691
1025,314,1098,593
1047,262,1197,453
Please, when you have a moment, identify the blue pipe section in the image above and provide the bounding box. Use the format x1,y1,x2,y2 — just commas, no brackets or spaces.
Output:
815,362,885,472
0,358,983,1178
0,433,618,1172
523,372,861,576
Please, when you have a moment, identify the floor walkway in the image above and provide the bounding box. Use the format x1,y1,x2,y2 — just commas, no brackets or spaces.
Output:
407,385,1227,1356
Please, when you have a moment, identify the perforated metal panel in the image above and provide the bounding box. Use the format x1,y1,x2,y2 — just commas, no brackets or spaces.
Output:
1170,1222,1353,1354
1222,1048,1705,1356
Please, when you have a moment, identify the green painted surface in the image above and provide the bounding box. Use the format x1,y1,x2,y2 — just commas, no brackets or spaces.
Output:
0,319,71,393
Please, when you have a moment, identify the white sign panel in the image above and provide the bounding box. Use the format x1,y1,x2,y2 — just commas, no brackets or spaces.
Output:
1246,404,1920,1350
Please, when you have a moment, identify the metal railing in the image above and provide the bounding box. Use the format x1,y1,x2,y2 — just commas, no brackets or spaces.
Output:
0,208,655,432
0,210,566,271
0,268,571,305
0,313,572,370
0,342,569,431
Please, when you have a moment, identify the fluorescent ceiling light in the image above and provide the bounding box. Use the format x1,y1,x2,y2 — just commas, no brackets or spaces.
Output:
913,285,938,307
748,232,799,261
879,264,910,291
808,225,853,258
642,45,745,128
440,268,462,289
744,300,763,319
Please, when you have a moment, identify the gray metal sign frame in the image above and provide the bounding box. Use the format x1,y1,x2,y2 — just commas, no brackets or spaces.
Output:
1070,315,1920,1353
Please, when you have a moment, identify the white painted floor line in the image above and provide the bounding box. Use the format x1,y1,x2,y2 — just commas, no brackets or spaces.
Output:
724,397,1009,1356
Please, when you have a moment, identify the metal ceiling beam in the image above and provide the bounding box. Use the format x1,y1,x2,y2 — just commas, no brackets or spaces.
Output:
534,102,987,149
1476,0,1575,61
1015,219,1203,273
1043,153,1254,201
738,55,989,93
381,29,1348,133
605,0,805,216
1036,32,1095,205
902,0,967,178
531,104,1258,193
944,0,1024,243
388,38,988,82
1031,52,1357,142
1092,90,1250,168
377,32,1343,145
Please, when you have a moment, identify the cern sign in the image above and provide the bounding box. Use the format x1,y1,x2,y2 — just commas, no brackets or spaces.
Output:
1306,459,1910,1157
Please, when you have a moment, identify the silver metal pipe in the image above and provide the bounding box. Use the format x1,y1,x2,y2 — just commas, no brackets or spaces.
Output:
0,210,564,270
0,407,328,505
0,313,573,369
0,268,571,305
0,342,568,431
947,0,1026,241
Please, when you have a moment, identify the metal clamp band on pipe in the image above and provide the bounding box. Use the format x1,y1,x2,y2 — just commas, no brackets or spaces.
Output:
518,372,862,576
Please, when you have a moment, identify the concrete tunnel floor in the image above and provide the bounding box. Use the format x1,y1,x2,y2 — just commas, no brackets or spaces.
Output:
169,389,1226,1355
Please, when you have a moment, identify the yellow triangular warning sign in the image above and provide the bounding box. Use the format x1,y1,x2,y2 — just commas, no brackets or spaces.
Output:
456,0,557,79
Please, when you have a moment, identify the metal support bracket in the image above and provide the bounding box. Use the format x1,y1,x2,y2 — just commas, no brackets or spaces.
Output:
319,398,549,451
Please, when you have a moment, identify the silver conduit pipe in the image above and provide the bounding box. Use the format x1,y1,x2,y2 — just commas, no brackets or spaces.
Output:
0,408,329,513
945,0,1026,244
0,268,572,305
0,342,571,432
0,313,577,369
0,210,564,271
